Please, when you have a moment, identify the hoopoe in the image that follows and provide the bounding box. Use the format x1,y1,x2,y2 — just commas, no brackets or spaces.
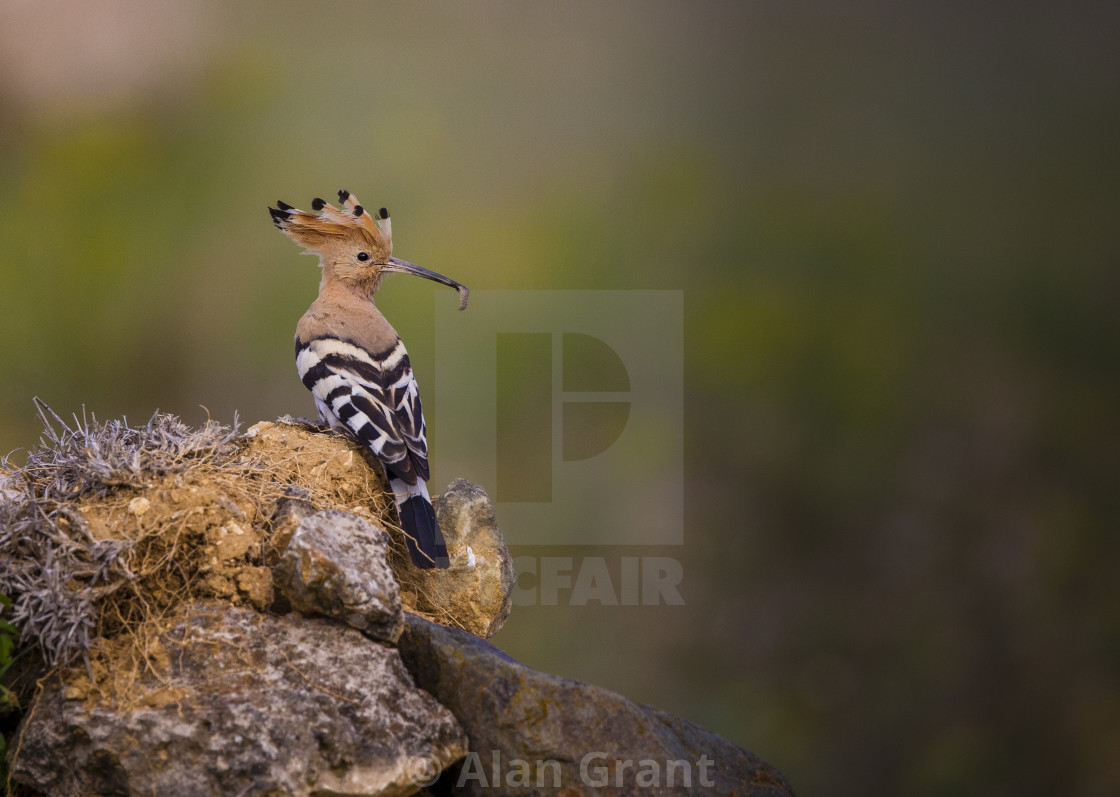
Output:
269,190,468,569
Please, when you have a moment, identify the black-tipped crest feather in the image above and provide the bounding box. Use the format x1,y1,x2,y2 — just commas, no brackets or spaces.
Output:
268,205,291,229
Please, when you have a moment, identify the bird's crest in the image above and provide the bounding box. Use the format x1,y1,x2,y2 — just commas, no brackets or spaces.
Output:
269,190,394,262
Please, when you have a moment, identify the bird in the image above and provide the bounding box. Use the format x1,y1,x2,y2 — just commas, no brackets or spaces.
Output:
268,190,469,569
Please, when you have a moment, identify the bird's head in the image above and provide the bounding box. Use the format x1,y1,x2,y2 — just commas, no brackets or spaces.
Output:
269,190,468,309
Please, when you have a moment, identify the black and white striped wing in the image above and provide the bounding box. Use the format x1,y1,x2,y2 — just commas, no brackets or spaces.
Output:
295,336,429,484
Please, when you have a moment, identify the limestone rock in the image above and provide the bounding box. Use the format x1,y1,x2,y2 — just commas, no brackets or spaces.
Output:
273,509,404,644
268,484,317,560
10,601,467,797
395,479,514,638
396,613,795,796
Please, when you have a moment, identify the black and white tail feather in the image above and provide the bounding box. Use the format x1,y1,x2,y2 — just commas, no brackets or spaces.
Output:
296,334,449,568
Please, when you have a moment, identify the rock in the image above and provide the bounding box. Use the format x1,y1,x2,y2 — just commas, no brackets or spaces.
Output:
268,485,317,559
6,414,792,796
10,601,467,797
394,479,514,638
273,509,404,644
396,613,795,796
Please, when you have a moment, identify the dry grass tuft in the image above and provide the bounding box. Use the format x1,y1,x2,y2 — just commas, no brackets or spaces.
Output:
1,400,244,670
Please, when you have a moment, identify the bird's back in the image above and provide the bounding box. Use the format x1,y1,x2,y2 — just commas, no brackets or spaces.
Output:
295,290,430,483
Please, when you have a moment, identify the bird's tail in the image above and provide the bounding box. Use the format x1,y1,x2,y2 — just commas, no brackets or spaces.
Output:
388,477,450,569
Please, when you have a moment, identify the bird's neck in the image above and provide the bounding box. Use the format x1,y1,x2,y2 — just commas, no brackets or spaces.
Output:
301,280,397,350
318,273,381,306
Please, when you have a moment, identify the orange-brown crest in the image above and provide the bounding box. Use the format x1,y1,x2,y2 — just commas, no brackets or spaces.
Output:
269,190,393,265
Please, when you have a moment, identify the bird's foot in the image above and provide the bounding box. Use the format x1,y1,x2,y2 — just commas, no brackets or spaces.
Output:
277,414,332,433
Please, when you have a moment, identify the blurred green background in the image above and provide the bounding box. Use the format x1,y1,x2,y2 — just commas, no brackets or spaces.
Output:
2,2,1119,793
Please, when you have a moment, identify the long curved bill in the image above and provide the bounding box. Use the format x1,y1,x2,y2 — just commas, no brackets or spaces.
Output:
386,257,469,310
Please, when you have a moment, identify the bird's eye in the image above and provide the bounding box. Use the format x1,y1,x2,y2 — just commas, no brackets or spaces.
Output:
357,252,370,262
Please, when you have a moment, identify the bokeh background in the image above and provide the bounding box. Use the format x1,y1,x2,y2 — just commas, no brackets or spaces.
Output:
2,2,1119,793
